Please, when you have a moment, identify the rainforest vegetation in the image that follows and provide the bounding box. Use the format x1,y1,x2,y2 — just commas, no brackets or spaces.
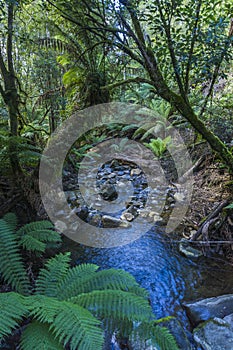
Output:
0,0,233,349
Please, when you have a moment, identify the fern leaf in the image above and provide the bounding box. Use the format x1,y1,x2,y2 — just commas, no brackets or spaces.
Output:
28,229,61,243
20,321,64,350
30,295,104,350
60,268,144,298
2,212,17,231
17,220,54,236
71,289,153,322
20,234,46,253
71,289,153,336
0,219,31,295
56,263,100,300
35,253,71,297
134,321,180,350
0,292,29,339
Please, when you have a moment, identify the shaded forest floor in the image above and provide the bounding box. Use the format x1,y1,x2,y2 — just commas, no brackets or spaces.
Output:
181,147,233,262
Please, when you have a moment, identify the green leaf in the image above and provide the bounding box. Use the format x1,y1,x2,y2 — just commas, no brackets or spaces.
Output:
35,253,71,297
225,203,233,209
0,292,29,340
29,295,104,350
0,219,31,295
20,321,64,350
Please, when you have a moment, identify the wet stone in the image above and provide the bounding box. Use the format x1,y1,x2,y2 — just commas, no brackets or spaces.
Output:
120,212,135,221
102,215,131,228
99,183,118,201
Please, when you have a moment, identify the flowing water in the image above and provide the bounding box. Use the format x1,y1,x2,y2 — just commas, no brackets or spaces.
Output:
62,159,233,348
63,227,233,330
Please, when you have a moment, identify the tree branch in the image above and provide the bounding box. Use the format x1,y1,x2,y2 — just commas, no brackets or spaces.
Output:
184,0,202,93
155,0,186,99
101,77,154,90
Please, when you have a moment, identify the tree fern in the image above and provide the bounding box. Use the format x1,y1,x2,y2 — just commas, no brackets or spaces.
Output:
0,219,31,295
134,321,180,350
0,234,180,350
35,253,71,297
55,263,100,299
20,321,64,350
71,289,153,337
29,295,104,350
71,289,153,322
0,292,29,339
60,267,144,299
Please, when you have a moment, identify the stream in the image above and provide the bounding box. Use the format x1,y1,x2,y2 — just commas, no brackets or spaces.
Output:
60,157,233,349
63,228,233,335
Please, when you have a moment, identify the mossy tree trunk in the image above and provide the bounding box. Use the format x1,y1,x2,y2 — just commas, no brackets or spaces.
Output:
0,2,21,175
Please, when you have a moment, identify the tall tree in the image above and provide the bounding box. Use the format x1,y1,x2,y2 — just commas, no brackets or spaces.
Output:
0,0,21,173
47,0,233,171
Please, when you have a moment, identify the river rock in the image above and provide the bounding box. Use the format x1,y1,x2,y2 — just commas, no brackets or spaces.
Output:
102,215,131,228
120,212,135,221
88,214,101,226
193,317,233,350
183,294,233,326
179,238,202,259
131,168,142,176
76,206,89,221
100,183,118,201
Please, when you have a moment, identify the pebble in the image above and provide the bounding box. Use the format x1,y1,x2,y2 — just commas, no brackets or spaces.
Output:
121,212,135,221
130,168,142,176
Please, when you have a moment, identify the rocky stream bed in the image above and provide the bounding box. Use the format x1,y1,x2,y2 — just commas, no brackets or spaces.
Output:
53,156,233,350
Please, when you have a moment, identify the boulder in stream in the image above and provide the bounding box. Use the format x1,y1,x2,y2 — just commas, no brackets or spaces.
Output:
193,316,233,350
183,294,233,326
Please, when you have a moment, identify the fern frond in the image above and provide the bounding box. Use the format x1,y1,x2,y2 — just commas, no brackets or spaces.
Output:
0,292,29,339
0,219,31,295
28,229,62,243
71,289,153,336
56,263,100,300
30,295,104,350
20,321,64,350
2,212,17,231
20,234,46,252
60,268,143,299
35,253,71,297
71,290,153,322
134,321,180,350
17,221,61,254
17,220,54,236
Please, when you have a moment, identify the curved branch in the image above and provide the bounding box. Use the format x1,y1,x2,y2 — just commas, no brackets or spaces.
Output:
101,77,154,90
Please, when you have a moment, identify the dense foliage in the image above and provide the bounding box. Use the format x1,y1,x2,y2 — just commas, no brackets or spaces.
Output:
0,214,179,350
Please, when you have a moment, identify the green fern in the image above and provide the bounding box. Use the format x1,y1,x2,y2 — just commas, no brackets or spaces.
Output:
0,217,180,350
0,292,29,339
29,294,104,350
134,320,180,350
0,219,31,295
20,321,64,350
144,136,172,158
35,253,72,297
1,212,18,231
16,219,61,254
